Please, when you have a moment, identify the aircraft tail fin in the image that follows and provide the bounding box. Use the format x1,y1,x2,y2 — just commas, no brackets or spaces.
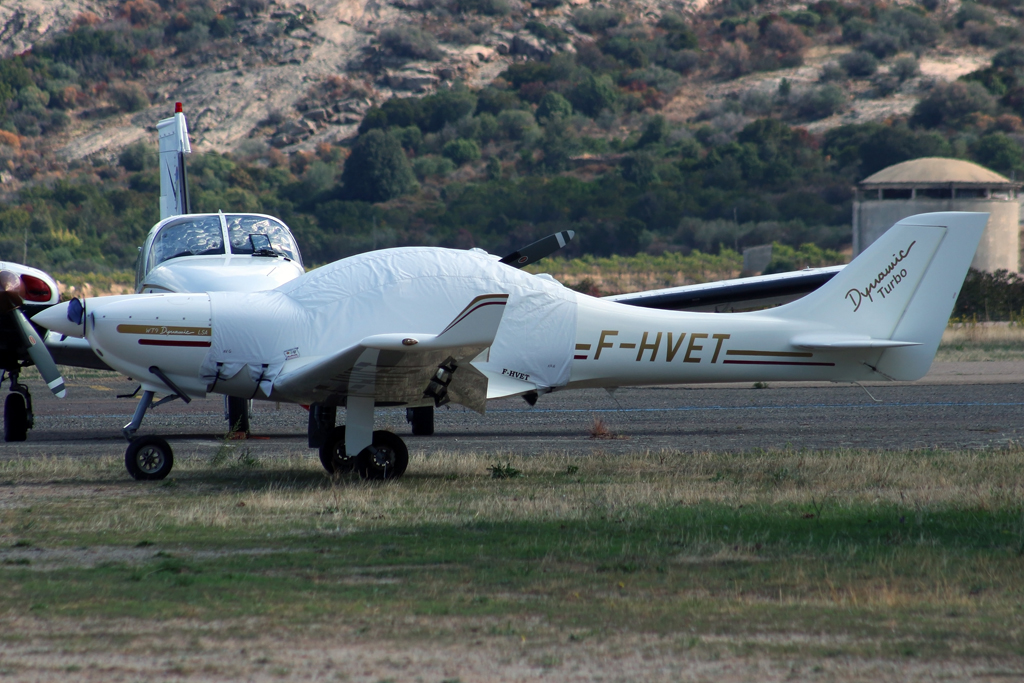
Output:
772,212,988,381
156,102,191,220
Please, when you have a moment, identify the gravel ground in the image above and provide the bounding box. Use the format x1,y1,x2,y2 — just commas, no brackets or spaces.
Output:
2,361,1023,466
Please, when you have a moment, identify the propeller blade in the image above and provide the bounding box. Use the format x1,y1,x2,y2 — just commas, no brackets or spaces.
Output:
13,304,66,399
499,230,575,269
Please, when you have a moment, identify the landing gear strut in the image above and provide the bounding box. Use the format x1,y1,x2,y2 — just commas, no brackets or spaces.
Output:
120,368,190,481
226,396,251,434
406,406,434,436
3,371,32,442
309,400,409,480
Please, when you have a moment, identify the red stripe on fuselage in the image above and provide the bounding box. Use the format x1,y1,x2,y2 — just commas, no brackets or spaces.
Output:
138,339,212,347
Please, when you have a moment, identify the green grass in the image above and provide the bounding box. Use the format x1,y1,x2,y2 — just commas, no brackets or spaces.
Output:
1,447,1023,672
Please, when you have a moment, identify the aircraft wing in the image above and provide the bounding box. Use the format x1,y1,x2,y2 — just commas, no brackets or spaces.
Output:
604,265,844,312
272,294,509,413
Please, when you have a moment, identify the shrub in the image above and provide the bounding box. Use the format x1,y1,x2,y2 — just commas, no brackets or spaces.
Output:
535,92,572,122
109,83,149,112
526,21,570,44
891,56,920,82
119,141,151,171
568,74,619,117
572,8,622,34
443,25,476,44
380,26,444,61
762,20,809,55
497,109,538,140
623,65,682,92
993,46,1024,69
412,154,455,180
661,49,700,74
839,50,878,78
620,152,658,188
911,81,995,128
819,62,845,82
174,24,210,52
972,132,1024,177
442,138,481,165
340,129,418,202
717,40,751,79
795,84,845,120
454,0,511,15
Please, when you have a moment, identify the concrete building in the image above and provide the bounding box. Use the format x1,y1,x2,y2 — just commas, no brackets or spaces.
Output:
853,157,1021,273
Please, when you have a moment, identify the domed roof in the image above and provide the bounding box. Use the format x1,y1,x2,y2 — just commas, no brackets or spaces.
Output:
861,157,1014,186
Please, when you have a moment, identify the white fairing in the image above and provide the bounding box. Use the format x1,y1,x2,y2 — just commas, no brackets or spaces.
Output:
200,247,577,396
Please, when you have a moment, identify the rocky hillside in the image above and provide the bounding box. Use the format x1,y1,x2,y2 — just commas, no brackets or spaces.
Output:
0,0,1022,277
0,0,1006,165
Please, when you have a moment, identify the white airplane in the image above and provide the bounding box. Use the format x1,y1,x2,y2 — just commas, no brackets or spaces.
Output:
33,211,986,481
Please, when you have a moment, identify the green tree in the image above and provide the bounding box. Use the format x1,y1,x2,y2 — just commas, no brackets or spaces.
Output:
535,92,572,122
442,138,481,165
340,130,418,203
569,74,619,117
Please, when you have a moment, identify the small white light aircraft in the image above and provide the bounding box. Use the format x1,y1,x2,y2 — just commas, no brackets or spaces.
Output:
33,211,986,481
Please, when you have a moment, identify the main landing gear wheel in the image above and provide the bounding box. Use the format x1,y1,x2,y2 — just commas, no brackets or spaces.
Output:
227,396,250,434
407,406,434,436
125,436,174,481
318,425,355,475
358,431,409,481
4,393,27,442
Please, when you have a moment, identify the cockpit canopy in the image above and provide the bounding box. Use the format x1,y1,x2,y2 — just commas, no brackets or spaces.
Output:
138,213,302,289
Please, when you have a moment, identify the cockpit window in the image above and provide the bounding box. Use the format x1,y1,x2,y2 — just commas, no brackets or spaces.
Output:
225,215,299,261
149,216,225,267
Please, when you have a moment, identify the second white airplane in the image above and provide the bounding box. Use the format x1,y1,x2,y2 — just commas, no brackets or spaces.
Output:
34,211,986,481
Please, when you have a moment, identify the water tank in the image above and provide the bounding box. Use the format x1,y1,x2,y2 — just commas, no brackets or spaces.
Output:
853,157,1021,273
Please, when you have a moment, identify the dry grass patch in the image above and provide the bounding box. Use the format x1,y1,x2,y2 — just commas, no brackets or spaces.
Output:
937,322,1024,361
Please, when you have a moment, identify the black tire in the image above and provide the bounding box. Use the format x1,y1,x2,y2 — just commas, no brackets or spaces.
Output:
357,431,409,481
318,425,355,475
227,397,250,434
4,393,27,442
124,436,174,481
408,406,434,436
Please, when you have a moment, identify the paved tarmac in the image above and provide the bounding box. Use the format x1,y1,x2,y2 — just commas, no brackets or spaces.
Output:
1,361,1023,464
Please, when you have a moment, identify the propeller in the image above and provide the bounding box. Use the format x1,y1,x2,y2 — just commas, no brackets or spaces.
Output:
0,270,66,398
499,230,575,269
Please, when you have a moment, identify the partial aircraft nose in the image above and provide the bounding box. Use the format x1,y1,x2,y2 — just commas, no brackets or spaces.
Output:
32,300,84,338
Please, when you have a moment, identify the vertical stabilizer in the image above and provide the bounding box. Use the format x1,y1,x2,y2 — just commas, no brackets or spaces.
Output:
157,102,192,220
774,211,988,380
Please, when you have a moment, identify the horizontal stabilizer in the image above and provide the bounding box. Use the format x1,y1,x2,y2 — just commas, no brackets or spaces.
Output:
790,334,921,350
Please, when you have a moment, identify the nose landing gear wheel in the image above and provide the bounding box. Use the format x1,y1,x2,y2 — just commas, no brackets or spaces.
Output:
125,436,174,480
357,431,408,481
318,425,356,475
4,393,27,442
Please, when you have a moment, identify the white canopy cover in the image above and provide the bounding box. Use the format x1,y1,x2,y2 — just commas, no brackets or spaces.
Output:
199,247,578,399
